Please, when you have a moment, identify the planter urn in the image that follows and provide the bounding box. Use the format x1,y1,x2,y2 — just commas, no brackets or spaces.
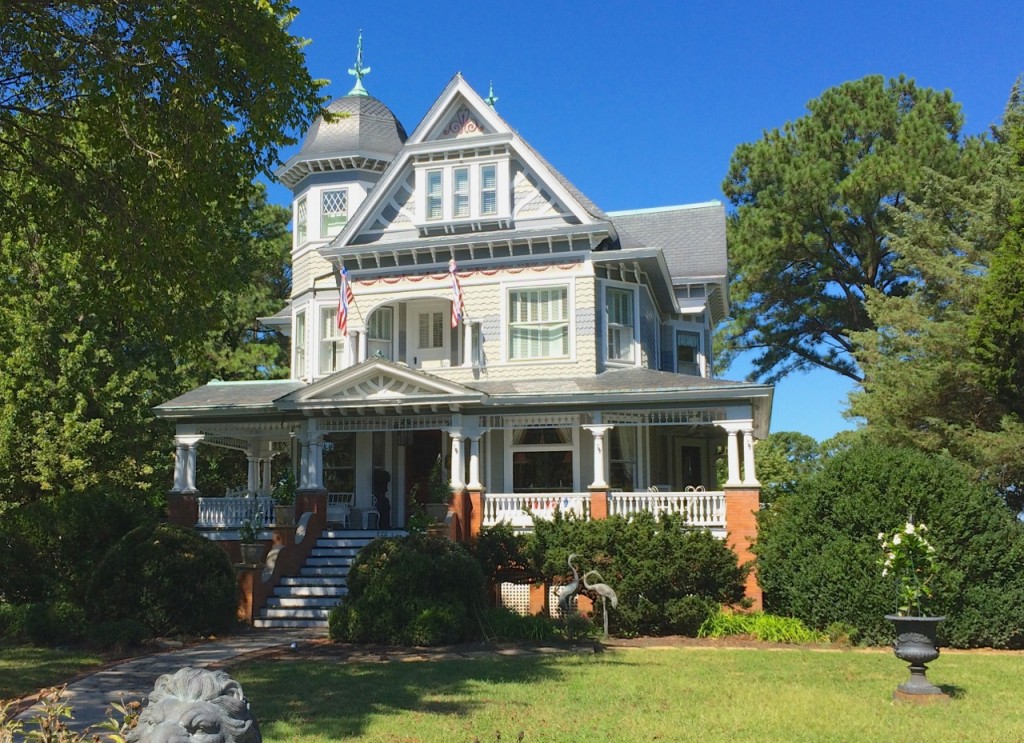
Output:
273,504,296,526
239,542,267,566
885,615,949,702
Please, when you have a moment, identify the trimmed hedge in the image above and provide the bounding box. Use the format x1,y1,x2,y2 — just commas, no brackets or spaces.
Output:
755,441,1024,648
329,533,486,645
89,523,237,637
526,511,748,636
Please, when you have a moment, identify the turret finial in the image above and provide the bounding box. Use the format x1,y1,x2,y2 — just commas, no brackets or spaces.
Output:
485,80,499,110
347,30,370,96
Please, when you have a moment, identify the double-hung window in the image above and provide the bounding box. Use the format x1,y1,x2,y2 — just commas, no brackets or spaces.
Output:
319,307,346,374
676,330,701,376
321,189,348,237
508,286,569,360
480,165,497,215
295,196,308,244
418,311,445,350
367,307,394,360
606,287,635,362
426,170,443,220
294,310,307,379
453,168,470,218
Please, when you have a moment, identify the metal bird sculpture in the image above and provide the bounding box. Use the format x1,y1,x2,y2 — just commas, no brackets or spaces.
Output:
555,553,580,615
583,570,619,637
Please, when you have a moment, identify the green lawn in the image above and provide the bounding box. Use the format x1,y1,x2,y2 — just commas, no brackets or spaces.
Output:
234,647,1024,743
0,646,109,700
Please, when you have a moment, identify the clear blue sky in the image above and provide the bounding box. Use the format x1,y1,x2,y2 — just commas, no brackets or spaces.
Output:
269,0,1023,442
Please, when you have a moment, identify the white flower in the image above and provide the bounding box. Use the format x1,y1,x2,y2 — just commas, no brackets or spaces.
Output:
892,534,902,545
918,523,928,533
904,522,916,535
878,532,885,541
882,568,888,577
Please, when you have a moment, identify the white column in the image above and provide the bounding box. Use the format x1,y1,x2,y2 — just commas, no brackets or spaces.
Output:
177,435,204,493
172,441,187,492
449,432,465,490
583,425,613,489
261,456,273,495
462,322,473,367
309,435,325,490
742,428,759,486
724,427,741,486
467,433,483,490
358,330,368,363
246,452,259,494
297,436,311,489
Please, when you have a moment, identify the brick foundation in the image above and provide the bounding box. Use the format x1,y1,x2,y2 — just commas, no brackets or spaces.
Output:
724,487,762,609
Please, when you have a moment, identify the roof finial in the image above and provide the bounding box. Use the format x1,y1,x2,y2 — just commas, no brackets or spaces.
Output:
485,80,499,110
347,30,370,96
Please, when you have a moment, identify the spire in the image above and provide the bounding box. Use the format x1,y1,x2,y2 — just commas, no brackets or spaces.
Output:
485,80,499,110
347,30,370,96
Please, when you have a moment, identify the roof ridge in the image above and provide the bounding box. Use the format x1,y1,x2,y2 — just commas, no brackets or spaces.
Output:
607,201,721,216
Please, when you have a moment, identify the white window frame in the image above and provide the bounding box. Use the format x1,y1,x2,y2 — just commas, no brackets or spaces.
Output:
318,305,346,375
505,283,573,362
675,329,702,376
503,426,581,494
293,308,307,380
426,169,443,221
366,306,394,360
604,283,638,365
453,167,470,218
416,159,509,224
320,188,349,238
295,195,308,246
480,164,497,216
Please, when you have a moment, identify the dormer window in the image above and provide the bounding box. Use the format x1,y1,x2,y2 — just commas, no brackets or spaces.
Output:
321,189,348,237
606,287,635,363
426,170,443,220
295,196,308,245
480,165,497,215
453,167,470,218
415,160,510,230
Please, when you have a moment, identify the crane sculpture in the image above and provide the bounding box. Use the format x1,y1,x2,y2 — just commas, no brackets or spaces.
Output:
555,553,580,616
583,570,619,637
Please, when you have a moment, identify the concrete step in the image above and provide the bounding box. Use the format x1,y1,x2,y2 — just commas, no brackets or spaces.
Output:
300,566,348,577
280,576,347,586
310,547,360,557
260,607,333,619
274,585,347,598
266,596,342,608
306,557,354,567
253,618,327,629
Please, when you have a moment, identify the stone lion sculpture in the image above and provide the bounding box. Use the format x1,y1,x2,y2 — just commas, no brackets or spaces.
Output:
126,667,261,743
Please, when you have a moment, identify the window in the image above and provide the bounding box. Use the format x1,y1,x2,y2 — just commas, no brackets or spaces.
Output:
321,189,348,237
426,170,443,220
480,165,497,215
609,427,637,491
676,330,700,376
294,310,306,378
453,167,470,218
320,306,346,374
508,287,569,360
295,196,307,244
606,287,634,362
418,311,445,349
470,321,482,367
511,427,573,493
367,307,393,360
323,433,355,493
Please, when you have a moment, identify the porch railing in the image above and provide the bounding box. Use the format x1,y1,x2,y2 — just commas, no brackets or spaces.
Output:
608,490,726,528
196,496,274,529
482,493,590,529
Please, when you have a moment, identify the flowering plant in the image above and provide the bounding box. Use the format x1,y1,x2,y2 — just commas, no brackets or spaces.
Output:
878,520,939,616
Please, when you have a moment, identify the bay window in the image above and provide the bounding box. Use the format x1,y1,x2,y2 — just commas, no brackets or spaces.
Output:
295,196,307,244
367,307,394,360
319,306,346,374
676,330,701,376
606,287,635,362
511,427,574,493
294,310,307,379
321,189,348,237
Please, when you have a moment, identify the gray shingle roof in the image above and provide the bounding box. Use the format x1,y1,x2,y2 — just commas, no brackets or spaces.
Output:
469,367,762,396
517,137,611,223
154,380,305,413
296,95,408,160
609,203,727,280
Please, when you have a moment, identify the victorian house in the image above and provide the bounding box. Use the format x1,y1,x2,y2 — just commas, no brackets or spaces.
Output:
156,60,772,624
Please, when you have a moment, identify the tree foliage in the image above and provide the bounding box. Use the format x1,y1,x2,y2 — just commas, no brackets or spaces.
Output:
849,80,1024,508
753,431,822,505
721,75,964,383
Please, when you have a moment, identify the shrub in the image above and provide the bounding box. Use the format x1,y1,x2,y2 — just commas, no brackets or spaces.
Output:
25,601,89,645
329,533,486,645
665,595,718,637
698,611,826,643
755,440,1024,648
87,618,150,650
526,511,747,636
469,523,535,587
477,607,560,642
88,523,237,637
0,602,30,642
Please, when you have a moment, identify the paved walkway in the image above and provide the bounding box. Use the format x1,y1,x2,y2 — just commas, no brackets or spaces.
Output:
15,629,324,735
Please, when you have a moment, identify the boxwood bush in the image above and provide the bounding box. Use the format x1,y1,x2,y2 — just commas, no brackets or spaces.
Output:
526,511,748,636
89,523,237,637
755,441,1024,648
329,533,486,645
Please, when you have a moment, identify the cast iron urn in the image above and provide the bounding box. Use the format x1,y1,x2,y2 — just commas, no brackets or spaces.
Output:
885,615,947,700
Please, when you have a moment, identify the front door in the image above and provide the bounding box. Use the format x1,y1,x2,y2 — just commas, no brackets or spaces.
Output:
409,301,450,370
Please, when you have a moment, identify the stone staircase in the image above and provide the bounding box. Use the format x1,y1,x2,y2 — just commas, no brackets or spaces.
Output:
253,529,404,629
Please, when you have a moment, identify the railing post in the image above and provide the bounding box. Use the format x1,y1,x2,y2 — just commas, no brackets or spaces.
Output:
725,486,762,609
589,487,609,521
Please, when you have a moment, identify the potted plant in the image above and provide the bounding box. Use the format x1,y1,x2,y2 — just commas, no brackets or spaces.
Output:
879,520,946,700
238,511,266,565
272,468,297,526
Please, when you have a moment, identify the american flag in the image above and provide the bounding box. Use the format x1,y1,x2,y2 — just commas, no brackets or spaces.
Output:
335,265,355,335
449,258,465,328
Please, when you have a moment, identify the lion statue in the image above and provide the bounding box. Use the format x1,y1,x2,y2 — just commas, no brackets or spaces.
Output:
126,667,261,743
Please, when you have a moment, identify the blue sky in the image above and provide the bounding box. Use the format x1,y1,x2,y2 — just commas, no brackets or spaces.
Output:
269,0,1023,442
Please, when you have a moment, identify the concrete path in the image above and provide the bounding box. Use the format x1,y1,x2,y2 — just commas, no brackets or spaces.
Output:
15,629,324,735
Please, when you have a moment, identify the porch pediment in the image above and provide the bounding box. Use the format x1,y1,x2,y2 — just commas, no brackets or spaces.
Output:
275,358,485,411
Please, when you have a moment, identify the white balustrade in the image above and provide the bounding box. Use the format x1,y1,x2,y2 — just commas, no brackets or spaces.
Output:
196,496,274,529
482,493,590,529
607,491,726,528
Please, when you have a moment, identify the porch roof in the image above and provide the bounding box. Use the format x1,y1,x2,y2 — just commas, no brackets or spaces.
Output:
153,379,305,417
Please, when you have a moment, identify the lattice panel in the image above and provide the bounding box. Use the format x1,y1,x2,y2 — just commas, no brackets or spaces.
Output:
498,583,531,616
548,585,578,618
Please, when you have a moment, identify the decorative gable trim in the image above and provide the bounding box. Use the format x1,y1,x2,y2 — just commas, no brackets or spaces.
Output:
439,105,486,138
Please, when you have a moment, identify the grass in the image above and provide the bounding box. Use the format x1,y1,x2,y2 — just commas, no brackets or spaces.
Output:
232,646,1024,742
0,646,109,700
